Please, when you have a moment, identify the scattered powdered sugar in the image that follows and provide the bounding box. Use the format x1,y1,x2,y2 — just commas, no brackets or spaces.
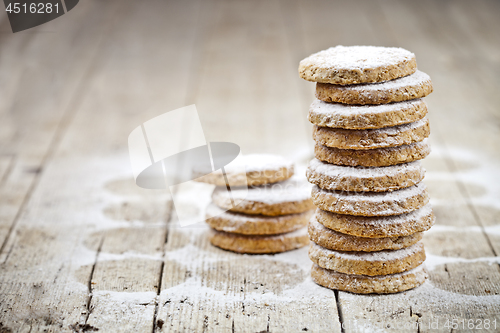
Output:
427,145,500,210
308,158,423,180
300,46,415,71
92,290,158,305
158,273,335,307
310,242,424,262
485,224,500,236
165,241,224,264
424,253,500,271
310,98,425,116
67,146,499,318
334,70,431,92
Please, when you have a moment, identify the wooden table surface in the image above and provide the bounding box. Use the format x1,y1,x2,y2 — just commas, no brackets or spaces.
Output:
1,0,500,332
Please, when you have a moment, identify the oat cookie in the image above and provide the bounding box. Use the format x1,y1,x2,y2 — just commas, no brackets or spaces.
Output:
309,241,426,276
314,139,430,167
308,216,422,252
194,154,294,187
313,118,429,150
315,204,435,238
311,183,429,216
205,204,312,235
316,70,433,105
308,98,428,130
212,179,314,216
306,159,424,192
311,264,427,294
299,46,416,85
209,227,309,254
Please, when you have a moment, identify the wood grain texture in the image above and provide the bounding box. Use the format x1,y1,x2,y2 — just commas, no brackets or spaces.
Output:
0,0,499,332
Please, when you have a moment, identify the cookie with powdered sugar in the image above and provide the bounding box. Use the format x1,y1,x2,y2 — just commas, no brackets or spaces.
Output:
314,204,435,238
194,154,294,187
311,183,429,217
212,178,314,216
309,241,426,276
316,70,433,105
299,45,416,85
311,264,428,294
308,216,422,252
306,159,425,192
205,203,312,235
209,227,309,254
314,139,430,167
308,98,428,130
313,118,430,150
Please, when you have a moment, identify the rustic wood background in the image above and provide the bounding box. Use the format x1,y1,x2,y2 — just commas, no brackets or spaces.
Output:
1,0,499,332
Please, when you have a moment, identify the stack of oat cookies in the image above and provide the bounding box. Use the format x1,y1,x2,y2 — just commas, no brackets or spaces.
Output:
298,46,435,293
198,154,314,254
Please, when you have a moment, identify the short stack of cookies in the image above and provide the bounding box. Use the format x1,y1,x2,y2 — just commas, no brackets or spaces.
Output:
198,154,314,254
298,46,435,294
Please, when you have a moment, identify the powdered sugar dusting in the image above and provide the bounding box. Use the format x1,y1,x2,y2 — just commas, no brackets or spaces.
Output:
310,242,424,262
319,204,434,227
334,70,430,92
300,46,415,71
313,182,427,203
310,98,425,116
425,253,500,271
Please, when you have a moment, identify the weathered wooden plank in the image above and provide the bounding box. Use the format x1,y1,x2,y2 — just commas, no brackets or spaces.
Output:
54,0,204,331
192,0,311,158
0,0,141,332
158,217,341,332
0,0,121,255
1,1,500,332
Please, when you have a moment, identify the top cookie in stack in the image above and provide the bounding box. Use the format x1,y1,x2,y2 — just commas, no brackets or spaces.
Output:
197,154,314,254
298,46,435,294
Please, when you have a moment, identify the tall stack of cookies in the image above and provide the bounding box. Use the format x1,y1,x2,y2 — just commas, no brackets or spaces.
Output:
298,46,435,294
197,154,314,254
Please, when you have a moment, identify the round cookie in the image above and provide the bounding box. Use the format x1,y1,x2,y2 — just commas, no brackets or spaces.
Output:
315,204,435,238
308,241,426,276
205,204,312,235
308,216,422,252
212,179,314,216
316,70,433,105
311,183,429,216
306,158,425,192
308,98,428,130
311,264,428,294
299,46,416,85
209,228,309,254
313,118,430,150
314,139,430,167
194,154,294,187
